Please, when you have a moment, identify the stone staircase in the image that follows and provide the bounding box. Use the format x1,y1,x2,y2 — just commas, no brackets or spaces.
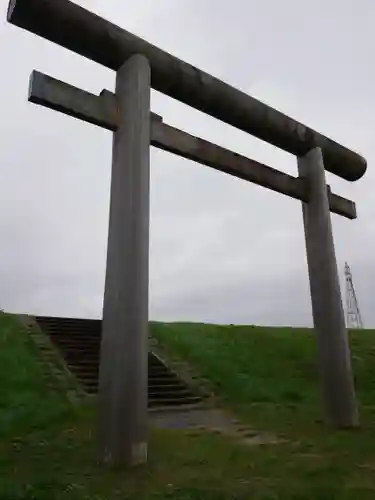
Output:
35,316,202,409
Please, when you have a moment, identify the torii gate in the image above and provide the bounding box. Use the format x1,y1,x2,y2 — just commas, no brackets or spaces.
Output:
7,0,366,468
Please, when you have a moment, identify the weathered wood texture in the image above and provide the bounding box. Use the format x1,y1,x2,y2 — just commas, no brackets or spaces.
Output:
8,0,366,181
28,71,356,220
98,55,150,466
298,148,358,428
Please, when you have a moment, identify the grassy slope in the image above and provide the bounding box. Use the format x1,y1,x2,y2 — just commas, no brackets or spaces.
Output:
1,314,375,498
152,323,375,490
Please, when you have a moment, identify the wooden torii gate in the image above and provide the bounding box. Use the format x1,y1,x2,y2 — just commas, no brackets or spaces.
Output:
7,0,366,468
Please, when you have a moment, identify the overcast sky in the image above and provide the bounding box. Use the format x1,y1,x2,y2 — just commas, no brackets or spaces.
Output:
0,0,373,326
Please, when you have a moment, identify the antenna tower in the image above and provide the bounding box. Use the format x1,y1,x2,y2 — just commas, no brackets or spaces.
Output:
344,262,363,329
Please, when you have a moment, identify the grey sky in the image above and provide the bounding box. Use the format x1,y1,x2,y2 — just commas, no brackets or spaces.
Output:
0,0,373,326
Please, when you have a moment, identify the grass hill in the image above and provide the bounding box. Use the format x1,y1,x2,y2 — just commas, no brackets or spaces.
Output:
1,313,375,499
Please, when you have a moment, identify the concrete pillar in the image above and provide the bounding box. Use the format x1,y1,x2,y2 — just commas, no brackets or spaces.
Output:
98,54,151,466
298,147,358,428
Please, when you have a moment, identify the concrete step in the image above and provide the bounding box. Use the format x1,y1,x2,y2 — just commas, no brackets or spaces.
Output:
149,396,202,407
81,380,191,399
79,377,188,392
35,316,203,409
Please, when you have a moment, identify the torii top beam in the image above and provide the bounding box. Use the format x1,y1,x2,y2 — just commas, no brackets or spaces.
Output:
7,0,366,182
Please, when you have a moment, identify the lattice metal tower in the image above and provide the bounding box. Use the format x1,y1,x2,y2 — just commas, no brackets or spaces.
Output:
344,262,363,329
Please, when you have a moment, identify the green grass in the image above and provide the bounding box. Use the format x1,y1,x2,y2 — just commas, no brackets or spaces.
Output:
152,324,375,428
2,314,375,498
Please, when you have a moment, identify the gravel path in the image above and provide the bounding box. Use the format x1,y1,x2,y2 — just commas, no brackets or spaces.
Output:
150,407,283,446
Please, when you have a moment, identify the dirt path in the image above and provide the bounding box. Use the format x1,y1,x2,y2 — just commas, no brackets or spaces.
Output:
150,407,283,446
